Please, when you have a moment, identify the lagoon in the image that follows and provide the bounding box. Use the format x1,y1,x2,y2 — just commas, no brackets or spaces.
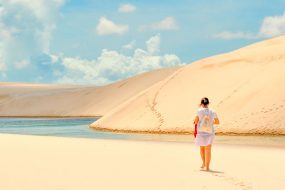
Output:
0,117,284,148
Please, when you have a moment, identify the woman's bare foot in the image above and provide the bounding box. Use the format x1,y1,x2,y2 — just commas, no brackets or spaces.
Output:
200,164,205,169
205,167,210,171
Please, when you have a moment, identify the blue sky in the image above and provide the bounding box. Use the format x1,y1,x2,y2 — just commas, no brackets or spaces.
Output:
1,0,285,85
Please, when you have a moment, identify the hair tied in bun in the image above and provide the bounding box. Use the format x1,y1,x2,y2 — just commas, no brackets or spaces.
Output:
201,97,209,105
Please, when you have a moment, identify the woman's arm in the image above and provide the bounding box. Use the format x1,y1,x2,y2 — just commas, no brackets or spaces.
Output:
194,116,199,125
214,118,220,125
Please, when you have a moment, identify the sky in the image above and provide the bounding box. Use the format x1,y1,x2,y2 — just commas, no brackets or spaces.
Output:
1,0,285,85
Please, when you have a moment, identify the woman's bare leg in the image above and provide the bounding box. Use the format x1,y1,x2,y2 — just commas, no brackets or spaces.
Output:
205,144,212,170
200,146,205,168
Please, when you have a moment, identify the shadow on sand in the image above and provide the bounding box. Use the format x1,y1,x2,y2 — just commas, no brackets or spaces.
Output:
200,169,224,174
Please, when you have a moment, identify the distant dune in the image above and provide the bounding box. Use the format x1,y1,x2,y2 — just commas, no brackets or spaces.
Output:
0,67,179,117
91,35,285,135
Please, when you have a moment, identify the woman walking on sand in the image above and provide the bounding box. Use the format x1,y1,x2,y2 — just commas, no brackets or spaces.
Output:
194,97,219,171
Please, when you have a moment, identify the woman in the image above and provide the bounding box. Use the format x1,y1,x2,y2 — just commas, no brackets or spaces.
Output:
194,97,219,171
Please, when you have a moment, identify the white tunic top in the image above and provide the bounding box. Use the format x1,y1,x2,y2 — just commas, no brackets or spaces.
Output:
195,108,217,146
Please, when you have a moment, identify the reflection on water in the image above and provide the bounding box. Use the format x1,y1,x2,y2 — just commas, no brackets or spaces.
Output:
0,118,284,148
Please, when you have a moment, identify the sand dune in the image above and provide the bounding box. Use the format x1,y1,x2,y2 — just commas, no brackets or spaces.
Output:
0,67,179,117
0,134,284,190
91,35,285,135
1,36,285,134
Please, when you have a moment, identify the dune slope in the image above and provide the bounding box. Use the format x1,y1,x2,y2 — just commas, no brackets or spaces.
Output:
0,67,179,117
91,36,285,135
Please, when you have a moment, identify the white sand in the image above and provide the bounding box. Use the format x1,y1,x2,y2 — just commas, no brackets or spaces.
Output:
0,134,284,190
91,35,285,135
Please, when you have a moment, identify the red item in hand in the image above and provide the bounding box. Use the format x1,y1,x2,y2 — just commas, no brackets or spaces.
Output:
194,124,197,138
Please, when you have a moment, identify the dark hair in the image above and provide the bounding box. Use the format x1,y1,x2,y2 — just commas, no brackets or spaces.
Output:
201,97,209,106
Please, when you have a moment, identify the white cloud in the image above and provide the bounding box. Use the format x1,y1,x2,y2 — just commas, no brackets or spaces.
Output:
259,12,285,38
2,0,64,52
0,23,17,39
118,4,136,13
163,54,181,66
0,0,64,74
53,0,65,6
0,58,6,72
123,40,136,49
50,54,60,63
146,34,160,54
140,17,178,31
0,55,7,77
0,33,7,73
96,17,129,35
155,17,178,30
15,59,30,69
57,34,184,85
4,0,64,21
213,31,257,40
214,11,285,40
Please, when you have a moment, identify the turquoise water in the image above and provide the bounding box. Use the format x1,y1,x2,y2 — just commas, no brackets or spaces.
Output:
0,118,130,140
0,118,284,147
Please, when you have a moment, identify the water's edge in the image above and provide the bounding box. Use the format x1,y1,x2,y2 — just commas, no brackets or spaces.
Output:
0,117,284,148
0,116,101,118
90,125,285,136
